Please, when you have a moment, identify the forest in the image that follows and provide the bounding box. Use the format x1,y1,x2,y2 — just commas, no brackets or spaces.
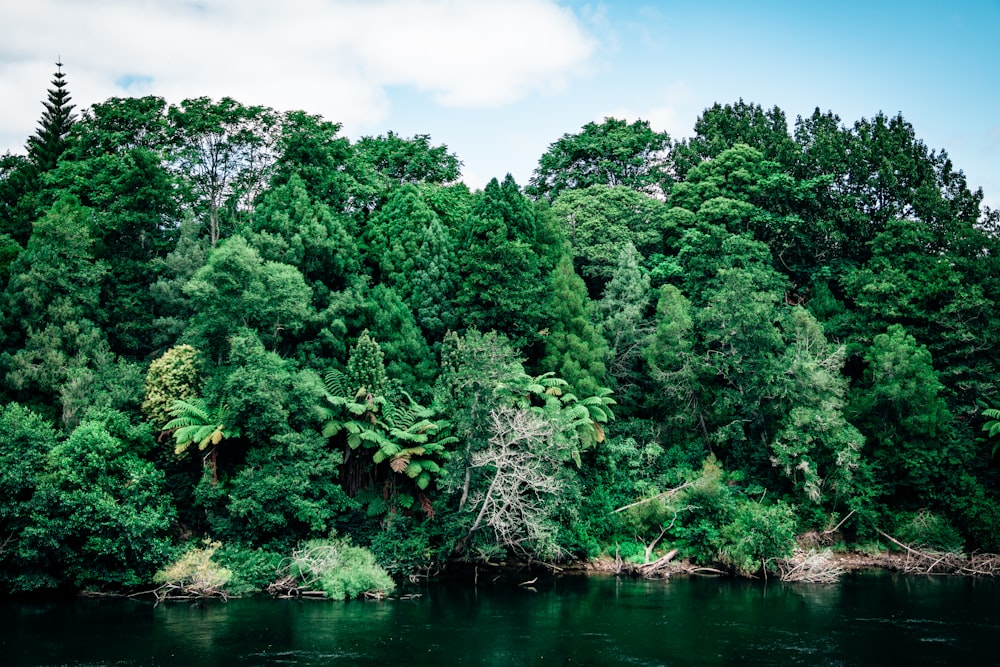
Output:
1,64,999,597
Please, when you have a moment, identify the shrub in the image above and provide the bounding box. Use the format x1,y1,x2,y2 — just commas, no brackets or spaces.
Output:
215,543,283,595
719,500,797,576
282,538,395,600
154,540,232,597
893,510,964,553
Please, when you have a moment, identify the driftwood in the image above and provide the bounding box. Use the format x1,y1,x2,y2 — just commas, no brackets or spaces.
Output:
778,549,845,583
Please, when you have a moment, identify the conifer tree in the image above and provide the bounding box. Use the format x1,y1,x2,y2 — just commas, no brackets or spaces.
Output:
408,216,459,341
540,254,609,398
26,61,76,175
1,61,77,245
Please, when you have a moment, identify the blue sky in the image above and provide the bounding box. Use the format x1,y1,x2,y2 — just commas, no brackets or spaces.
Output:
2,1,997,208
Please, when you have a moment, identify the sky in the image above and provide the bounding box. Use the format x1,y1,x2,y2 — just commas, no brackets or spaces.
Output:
1,0,998,208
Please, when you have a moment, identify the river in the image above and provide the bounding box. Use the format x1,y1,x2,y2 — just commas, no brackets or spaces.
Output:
2,572,997,665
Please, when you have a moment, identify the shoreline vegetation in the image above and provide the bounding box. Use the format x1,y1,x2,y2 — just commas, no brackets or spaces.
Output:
3,66,1000,602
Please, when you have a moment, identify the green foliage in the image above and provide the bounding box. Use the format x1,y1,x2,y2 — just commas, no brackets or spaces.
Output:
183,235,312,358
165,397,239,456
849,324,958,505
528,117,672,201
2,195,108,402
154,540,232,595
281,538,395,600
718,500,797,576
214,543,284,595
222,431,354,549
892,510,964,554
456,176,549,348
0,403,58,591
25,416,176,590
26,61,77,176
142,344,202,428
540,254,610,398
368,518,437,578
550,185,671,293
2,79,1000,589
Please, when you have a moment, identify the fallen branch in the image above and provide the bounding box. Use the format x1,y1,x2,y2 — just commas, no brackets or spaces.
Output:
612,482,693,514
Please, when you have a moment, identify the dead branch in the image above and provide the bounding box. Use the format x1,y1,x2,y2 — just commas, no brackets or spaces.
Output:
612,481,693,514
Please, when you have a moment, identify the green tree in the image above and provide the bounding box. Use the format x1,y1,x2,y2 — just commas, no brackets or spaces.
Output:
26,61,77,175
597,243,653,414
540,254,609,398
142,344,202,429
849,325,960,507
550,184,672,295
408,215,460,342
456,176,548,349
23,413,175,590
245,173,361,294
182,235,312,359
528,118,671,201
167,97,280,245
322,331,453,513
0,403,59,592
670,100,797,179
1,195,108,408
50,96,179,356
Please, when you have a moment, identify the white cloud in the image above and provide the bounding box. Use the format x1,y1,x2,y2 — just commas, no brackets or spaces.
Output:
0,0,595,153
600,81,696,141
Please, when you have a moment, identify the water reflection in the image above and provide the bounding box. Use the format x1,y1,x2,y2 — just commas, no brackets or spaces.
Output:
1,573,997,666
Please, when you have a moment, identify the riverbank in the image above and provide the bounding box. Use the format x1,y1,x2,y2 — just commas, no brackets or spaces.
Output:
586,546,1000,584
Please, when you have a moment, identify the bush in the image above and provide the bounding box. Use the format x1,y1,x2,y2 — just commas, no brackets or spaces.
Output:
368,519,437,579
154,540,232,596
215,543,283,595
718,500,797,576
282,538,395,600
893,510,964,553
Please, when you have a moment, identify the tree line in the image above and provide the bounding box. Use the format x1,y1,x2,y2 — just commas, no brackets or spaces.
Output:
1,64,998,594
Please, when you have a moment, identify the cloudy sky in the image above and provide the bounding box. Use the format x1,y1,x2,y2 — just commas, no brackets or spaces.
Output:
2,0,997,207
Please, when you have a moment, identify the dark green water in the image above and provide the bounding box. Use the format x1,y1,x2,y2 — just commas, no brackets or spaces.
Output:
2,573,997,666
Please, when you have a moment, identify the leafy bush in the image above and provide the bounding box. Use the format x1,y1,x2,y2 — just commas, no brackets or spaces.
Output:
368,519,437,579
215,543,283,595
154,540,232,596
719,500,797,576
282,538,395,600
893,510,964,553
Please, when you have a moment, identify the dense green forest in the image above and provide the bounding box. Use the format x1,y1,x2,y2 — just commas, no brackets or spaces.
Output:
2,64,999,595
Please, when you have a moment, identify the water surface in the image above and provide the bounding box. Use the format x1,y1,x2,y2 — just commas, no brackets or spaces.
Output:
2,573,996,666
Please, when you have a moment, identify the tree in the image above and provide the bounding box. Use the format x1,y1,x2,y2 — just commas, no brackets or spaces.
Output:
597,243,653,414
527,118,671,201
456,176,548,349
363,183,437,291
769,308,866,508
167,97,280,245
270,110,354,207
26,61,77,175
321,330,453,514
434,330,610,559
1,62,77,245
245,173,361,293
550,184,672,295
408,215,460,342
50,96,180,356
540,254,609,398
23,413,175,590
670,100,797,179
352,132,460,187
142,344,202,431
849,325,960,507
0,403,59,592
182,235,312,359
1,195,108,407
